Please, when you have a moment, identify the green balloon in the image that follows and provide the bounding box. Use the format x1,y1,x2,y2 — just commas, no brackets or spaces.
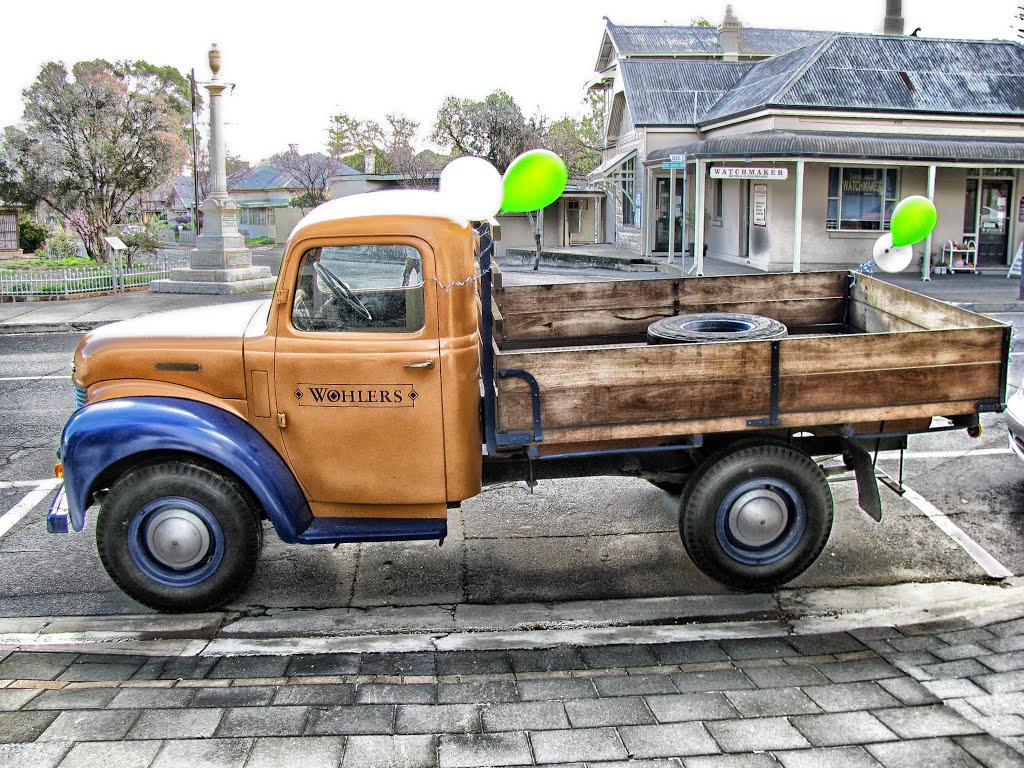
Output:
501,150,568,213
890,196,937,247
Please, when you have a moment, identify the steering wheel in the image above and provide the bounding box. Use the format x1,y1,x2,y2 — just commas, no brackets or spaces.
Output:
313,262,373,321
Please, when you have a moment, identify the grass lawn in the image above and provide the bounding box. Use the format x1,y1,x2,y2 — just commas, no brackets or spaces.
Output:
0,255,100,270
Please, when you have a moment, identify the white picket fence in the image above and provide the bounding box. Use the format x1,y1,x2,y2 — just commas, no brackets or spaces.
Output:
0,252,190,298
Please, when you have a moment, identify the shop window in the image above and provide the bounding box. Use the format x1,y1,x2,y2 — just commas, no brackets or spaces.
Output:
826,168,899,231
713,178,723,219
620,157,636,228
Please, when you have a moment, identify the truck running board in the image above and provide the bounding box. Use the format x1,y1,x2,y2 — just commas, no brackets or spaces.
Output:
296,517,447,544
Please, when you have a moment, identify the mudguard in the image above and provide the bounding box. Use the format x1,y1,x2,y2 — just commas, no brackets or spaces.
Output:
57,397,311,542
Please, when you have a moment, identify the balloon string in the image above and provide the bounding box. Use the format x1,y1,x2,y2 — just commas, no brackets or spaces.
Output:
425,265,494,293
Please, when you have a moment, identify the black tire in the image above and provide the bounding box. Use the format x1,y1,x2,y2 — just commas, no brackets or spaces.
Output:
96,460,263,612
680,443,832,591
648,312,787,345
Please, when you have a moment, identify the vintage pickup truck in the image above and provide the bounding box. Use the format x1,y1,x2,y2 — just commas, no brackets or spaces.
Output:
48,190,1011,611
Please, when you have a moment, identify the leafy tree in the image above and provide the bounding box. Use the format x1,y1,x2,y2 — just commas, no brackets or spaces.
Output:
18,216,48,253
324,112,438,187
118,228,160,267
269,148,344,206
544,91,605,177
289,190,325,208
326,114,362,160
432,90,545,172
1,60,188,261
691,16,714,27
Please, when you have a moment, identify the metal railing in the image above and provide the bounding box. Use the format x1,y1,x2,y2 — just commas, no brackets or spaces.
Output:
0,252,190,297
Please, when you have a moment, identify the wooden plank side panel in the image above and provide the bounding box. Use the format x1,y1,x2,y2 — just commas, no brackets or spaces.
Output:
530,400,983,447
852,275,1001,331
497,339,771,390
780,362,1003,413
497,377,770,432
779,327,1007,376
501,298,845,341
496,271,848,315
848,300,927,333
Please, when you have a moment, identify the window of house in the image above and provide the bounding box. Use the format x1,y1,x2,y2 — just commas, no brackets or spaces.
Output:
713,178,724,219
620,157,636,228
826,168,899,231
291,244,425,334
239,207,276,227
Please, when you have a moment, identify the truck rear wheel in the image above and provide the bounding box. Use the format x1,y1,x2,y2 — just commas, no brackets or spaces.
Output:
96,460,263,612
680,443,832,591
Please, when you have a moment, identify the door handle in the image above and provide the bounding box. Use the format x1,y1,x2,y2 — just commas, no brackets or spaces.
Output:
403,359,435,369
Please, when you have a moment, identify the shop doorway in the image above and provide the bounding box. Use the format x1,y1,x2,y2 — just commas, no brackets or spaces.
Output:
654,176,683,253
965,177,1012,265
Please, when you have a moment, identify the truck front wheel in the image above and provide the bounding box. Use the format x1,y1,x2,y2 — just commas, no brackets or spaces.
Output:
680,444,832,591
96,460,263,612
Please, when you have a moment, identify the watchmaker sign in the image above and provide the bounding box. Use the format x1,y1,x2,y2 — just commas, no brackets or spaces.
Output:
710,167,788,180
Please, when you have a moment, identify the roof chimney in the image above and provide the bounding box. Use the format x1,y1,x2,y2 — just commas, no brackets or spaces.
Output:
364,149,376,174
719,5,741,62
884,0,905,35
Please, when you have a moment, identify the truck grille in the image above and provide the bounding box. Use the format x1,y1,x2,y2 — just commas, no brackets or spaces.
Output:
73,383,88,409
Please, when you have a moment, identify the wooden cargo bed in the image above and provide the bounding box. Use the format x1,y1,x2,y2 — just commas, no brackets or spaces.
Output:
490,270,1009,450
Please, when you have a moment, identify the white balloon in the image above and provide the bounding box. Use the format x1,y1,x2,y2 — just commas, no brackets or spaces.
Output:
872,232,913,273
439,156,503,221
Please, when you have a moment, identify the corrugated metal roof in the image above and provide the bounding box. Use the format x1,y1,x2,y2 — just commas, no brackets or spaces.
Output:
739,28,834,55
228,165,301,191
609,25,721,55
620,59,752,125
607,23,831,57
701,37,834,122
702,34,1024,123
647,130,1024,163
173,176,196,207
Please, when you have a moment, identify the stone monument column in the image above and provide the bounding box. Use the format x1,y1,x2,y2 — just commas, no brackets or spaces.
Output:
152,44,276,294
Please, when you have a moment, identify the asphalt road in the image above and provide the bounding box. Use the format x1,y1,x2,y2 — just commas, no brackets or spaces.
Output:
0,318,1022,618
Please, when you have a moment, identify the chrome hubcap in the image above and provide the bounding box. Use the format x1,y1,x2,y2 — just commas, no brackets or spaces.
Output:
145,508,211,569
727,488,789,547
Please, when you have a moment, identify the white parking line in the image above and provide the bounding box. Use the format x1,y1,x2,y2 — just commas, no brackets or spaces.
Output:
0,480,61,489
0,375,70,381
891,478,1013,579
881,448,1012,460
0,480,61,539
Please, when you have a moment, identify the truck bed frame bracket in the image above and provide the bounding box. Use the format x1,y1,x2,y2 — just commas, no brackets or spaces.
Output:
495,368,543,455
747,340,781,428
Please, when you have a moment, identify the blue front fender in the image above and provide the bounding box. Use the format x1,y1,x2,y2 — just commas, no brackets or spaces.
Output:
58,397,312,542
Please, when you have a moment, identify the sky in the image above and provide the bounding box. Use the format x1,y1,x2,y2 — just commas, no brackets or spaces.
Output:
1,0,1020,164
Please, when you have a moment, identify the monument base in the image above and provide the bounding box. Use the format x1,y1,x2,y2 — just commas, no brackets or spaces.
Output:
151,265,276,295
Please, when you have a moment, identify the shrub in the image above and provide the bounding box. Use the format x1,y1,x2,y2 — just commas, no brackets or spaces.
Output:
18,217,49,254
119,229,161,264
247,235,277,246
43,230,80,260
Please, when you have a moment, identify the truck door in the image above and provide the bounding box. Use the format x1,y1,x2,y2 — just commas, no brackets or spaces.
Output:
274,239,446,506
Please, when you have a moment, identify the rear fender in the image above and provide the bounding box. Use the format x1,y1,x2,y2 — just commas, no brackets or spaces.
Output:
58,397,311,542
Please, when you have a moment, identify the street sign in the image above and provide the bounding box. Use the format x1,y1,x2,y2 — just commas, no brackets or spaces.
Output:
661,162,687,170
710,167,788,180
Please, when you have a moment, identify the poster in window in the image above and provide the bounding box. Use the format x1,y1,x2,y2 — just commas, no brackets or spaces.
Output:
633,191,642,229
752,184,767,227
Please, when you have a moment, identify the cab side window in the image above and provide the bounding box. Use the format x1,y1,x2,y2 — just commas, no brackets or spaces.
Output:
292,244,425,333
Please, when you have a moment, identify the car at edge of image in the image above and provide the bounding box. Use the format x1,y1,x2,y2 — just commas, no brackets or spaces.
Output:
1007,377,1024,462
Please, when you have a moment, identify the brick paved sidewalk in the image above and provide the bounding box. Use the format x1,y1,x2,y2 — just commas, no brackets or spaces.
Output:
0,617,1022,768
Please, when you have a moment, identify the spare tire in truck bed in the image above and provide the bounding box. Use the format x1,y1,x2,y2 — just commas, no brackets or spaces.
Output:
647,312,788,345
